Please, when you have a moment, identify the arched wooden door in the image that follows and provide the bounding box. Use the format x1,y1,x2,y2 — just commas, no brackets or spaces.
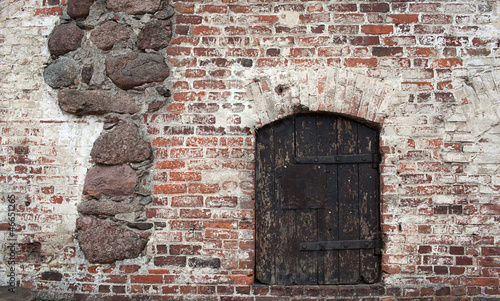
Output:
255,114,381,285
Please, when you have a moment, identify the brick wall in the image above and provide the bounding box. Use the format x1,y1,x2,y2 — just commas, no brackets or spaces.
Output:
1,0,500,300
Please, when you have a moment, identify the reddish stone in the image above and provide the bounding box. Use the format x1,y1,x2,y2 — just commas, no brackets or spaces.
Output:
137,19,173,51
76,216,148,264
48,23,84,57
107,0,166,15
67,0,94,19
90,123,152,165
106,52,170,90
58,89,139,116
83,164,136,197
90,21,130,51
77,199,143,216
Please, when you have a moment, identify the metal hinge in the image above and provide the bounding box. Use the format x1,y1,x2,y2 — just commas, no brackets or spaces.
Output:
295,153,382,168
300,239,381,255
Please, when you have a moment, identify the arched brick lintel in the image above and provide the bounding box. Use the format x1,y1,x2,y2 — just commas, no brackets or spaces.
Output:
244,68,399,129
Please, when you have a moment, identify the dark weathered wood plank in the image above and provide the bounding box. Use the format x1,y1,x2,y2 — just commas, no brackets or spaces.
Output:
316,115,339,284
295,115,317,157
358,123,380,283
337,117,361,284
255,125,275,284
294,209,318,284
274,118,295,285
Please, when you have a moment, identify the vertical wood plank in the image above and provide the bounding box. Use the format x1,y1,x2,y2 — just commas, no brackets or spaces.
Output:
255,125,275,284
358,123,381,283
294,209,318,284
274,118,295,285
337,117,361,284
295,115,317,157
294,115,319,284
316,115,339,284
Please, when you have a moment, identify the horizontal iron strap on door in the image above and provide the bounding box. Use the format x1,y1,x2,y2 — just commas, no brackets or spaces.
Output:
300,240,381,251
295,153,382,164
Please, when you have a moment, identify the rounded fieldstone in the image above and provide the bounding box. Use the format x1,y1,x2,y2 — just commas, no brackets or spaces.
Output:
58,89,139,116
153,7,175,20
90,21,130,51
43,57,79,88
48,23,84,57
137,19,172,51
83,164,137,197
107,0,166,15
67,0,94,19
76,216,148,264
106,52,170,90
77,199,143,216
90,122,152,165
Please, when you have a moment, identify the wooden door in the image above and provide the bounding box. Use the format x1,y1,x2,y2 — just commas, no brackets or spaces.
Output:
255,114,381,285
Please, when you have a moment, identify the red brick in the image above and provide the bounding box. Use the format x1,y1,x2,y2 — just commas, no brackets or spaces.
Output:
180,208,211,219
372,47,403,57
406,47,436,57
350,36,380,45
328,25,359,34
192,26,221,35
197,5,228,14
344,58,377,68
463,277,499,286
154,256,187,267
431,58,462,68
131,275,164,284
409,3,442,12
193,80,226,90
256,58,288,68
290,48,316,57
170,172,202,182
166,47,192,56
170,195,202,207
226,48,259,57
327,4,357,12
422,14,453,24
156,160,186,169
300,13,330,23
188,183,220,194
176,15,202,24
360,3,390,12
456,256,473,265
387,14,419,24
401,81,434,91
170,244,202,255
273,4,305,13
154,184,187,194
34,7,63,16
332,14,364,24
361,25,393,34
229,5,272,14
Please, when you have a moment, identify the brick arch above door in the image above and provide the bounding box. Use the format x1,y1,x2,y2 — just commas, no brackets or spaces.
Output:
244,68,400,129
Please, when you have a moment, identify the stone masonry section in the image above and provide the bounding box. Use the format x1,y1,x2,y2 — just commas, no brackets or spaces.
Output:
42,0,174,265
0,0,500,300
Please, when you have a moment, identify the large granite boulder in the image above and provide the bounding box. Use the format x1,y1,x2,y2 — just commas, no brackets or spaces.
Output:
76,216,148,263
43,57,79,88
90,21,130,51
48,23,84,57
67,0,95,19
137,19,172,50
77,199,143,216
107,0,166,15
83,164,136,197
58,89,139,116
106,52,169,90
90,123,152,165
